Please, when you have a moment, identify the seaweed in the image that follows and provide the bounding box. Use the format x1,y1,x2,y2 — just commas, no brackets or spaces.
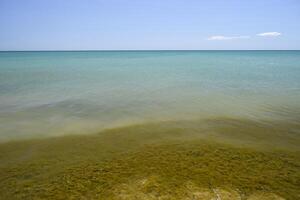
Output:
0,118,299,199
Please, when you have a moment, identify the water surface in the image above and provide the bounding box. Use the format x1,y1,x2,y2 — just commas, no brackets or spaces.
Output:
0,51,300,141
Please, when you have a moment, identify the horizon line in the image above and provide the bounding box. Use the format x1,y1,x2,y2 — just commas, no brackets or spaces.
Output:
0,49,300,52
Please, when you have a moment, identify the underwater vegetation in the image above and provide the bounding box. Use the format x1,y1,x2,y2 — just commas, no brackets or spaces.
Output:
0,117,299,199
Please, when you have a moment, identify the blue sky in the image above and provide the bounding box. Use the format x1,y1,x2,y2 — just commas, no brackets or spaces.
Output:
0,0,299,50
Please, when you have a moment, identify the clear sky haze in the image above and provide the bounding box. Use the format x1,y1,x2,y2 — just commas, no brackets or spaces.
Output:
0,0,299,50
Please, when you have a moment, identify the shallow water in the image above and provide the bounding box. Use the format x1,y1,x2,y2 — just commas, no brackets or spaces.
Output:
0,51,300,141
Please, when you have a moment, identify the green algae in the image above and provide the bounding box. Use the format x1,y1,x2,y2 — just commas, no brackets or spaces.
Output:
0,118,299,199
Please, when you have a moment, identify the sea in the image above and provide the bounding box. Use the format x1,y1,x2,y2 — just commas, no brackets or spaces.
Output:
0,51,300,141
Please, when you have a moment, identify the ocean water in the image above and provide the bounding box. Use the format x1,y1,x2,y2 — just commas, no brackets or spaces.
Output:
0,51,300,141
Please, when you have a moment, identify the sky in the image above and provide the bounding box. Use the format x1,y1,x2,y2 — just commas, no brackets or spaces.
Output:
0,0,300,50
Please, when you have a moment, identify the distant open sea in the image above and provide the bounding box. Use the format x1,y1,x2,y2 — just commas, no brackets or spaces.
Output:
0,51,300,141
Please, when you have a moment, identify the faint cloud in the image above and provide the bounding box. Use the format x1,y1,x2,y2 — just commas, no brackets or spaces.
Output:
257,32,281,37
207,35,250,40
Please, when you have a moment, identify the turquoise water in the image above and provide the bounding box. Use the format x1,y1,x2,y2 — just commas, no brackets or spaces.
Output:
0,51,300,141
